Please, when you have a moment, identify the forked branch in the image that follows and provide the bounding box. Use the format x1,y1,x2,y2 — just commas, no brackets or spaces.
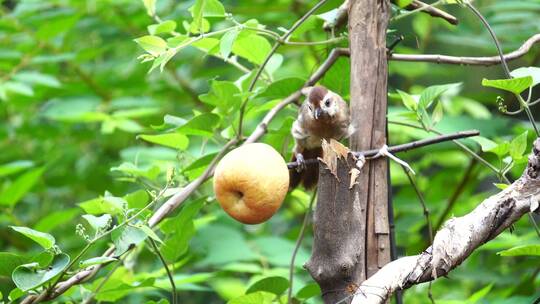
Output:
349,139,540,304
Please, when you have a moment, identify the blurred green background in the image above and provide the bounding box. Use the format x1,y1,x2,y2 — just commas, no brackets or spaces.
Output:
1,0,540,303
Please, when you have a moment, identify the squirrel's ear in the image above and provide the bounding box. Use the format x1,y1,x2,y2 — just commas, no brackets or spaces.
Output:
301,86,313,96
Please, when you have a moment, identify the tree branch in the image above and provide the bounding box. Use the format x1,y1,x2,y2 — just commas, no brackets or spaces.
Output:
349,139,540,304
321,33,540,65
388,33,540,65
287,130,480,169
322,0,457,31
20,47,347,303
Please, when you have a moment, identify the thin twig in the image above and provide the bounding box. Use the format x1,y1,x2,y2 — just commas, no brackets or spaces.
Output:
322,0,458,30
407,0,458,25
149,238,177,304
464,2,510,78
81,258,123,304
332,34,540,65
402,167,433,244
392,0,447,22
21,47,348,303
434,158,477,231
388,120,508,182
286,130,480,169
237,0,331,139
287,191,317,304
528,213,540,238
464,3,540,136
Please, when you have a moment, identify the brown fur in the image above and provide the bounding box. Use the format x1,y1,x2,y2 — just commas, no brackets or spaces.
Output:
308,86,328,108
289,146,322,189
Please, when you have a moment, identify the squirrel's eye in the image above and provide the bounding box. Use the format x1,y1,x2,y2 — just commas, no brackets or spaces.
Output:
324,100,331,107
308,105,313,111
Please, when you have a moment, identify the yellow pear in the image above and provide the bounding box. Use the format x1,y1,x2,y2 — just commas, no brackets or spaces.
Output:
213,143,289,224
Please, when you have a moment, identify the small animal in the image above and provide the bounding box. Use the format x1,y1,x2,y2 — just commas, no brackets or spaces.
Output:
290,85,353,189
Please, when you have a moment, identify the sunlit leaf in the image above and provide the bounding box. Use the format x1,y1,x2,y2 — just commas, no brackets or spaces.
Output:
134,35,168,56
245,276,289,295
509,131,528,160
0,167,44,207
12,254,69,291
148,20,177,35
10,227,55,250
498,244,540,256
482,76,533,95
220,29,239,59
138,133,189,150
79,256,117,268
112,225,148,256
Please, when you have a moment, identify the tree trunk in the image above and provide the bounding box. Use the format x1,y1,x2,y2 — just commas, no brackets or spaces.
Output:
305,0,391,303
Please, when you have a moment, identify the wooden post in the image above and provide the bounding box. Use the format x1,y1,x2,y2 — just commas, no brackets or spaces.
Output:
305,0,392,303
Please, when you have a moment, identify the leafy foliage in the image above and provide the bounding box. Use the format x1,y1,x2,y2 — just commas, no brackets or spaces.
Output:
0,0,539,303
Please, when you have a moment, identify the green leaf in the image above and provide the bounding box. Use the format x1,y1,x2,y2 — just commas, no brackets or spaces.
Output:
140,225,164,244
112,225,148,256
471,136,498,152
189,0,226,33
397,89,417,111
199,80,241,114
0,160,34,178
419,83,460,109
396,0,414,7
148,20,177,35
79,256,117,268
493,183,509,190
296,283,321,300
232,34,271,65
12,253,69,291
178,113,220,137
34,208,80,232
79,195,126,216
124,190,150,209
134,35,168,56
13,71,61,88
253,237,309,267
228,291,275,304
10,226,55,250
82,214,112,234
3,81,34,97
498,244,540,256
41,97,108,123
320,57,350,97
220,29,239,59
467,284,493,303
142,0,156,16
138,133,189,150
258,77,305,100
111,162,161,181
160,199,204,262
509,131,528,160
8,288,24,302
431,101,444,127
482,76,533,95
510,67,540,87
245,276,289,295
0,252,29,277
193,223,259,266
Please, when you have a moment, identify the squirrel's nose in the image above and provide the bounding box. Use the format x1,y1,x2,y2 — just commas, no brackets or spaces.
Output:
314,108,322,119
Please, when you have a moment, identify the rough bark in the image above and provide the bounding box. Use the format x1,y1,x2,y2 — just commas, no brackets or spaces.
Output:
350,140,540,304
305,140,367,303
305,1,391,303
348,0,392,280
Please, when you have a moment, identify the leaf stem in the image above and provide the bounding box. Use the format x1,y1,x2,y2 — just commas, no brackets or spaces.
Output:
149,238,177,304
287,191,316,304
388,120,507,182
236,0,331,140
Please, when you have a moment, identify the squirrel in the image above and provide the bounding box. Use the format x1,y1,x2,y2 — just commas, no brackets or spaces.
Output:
290,85,354,189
